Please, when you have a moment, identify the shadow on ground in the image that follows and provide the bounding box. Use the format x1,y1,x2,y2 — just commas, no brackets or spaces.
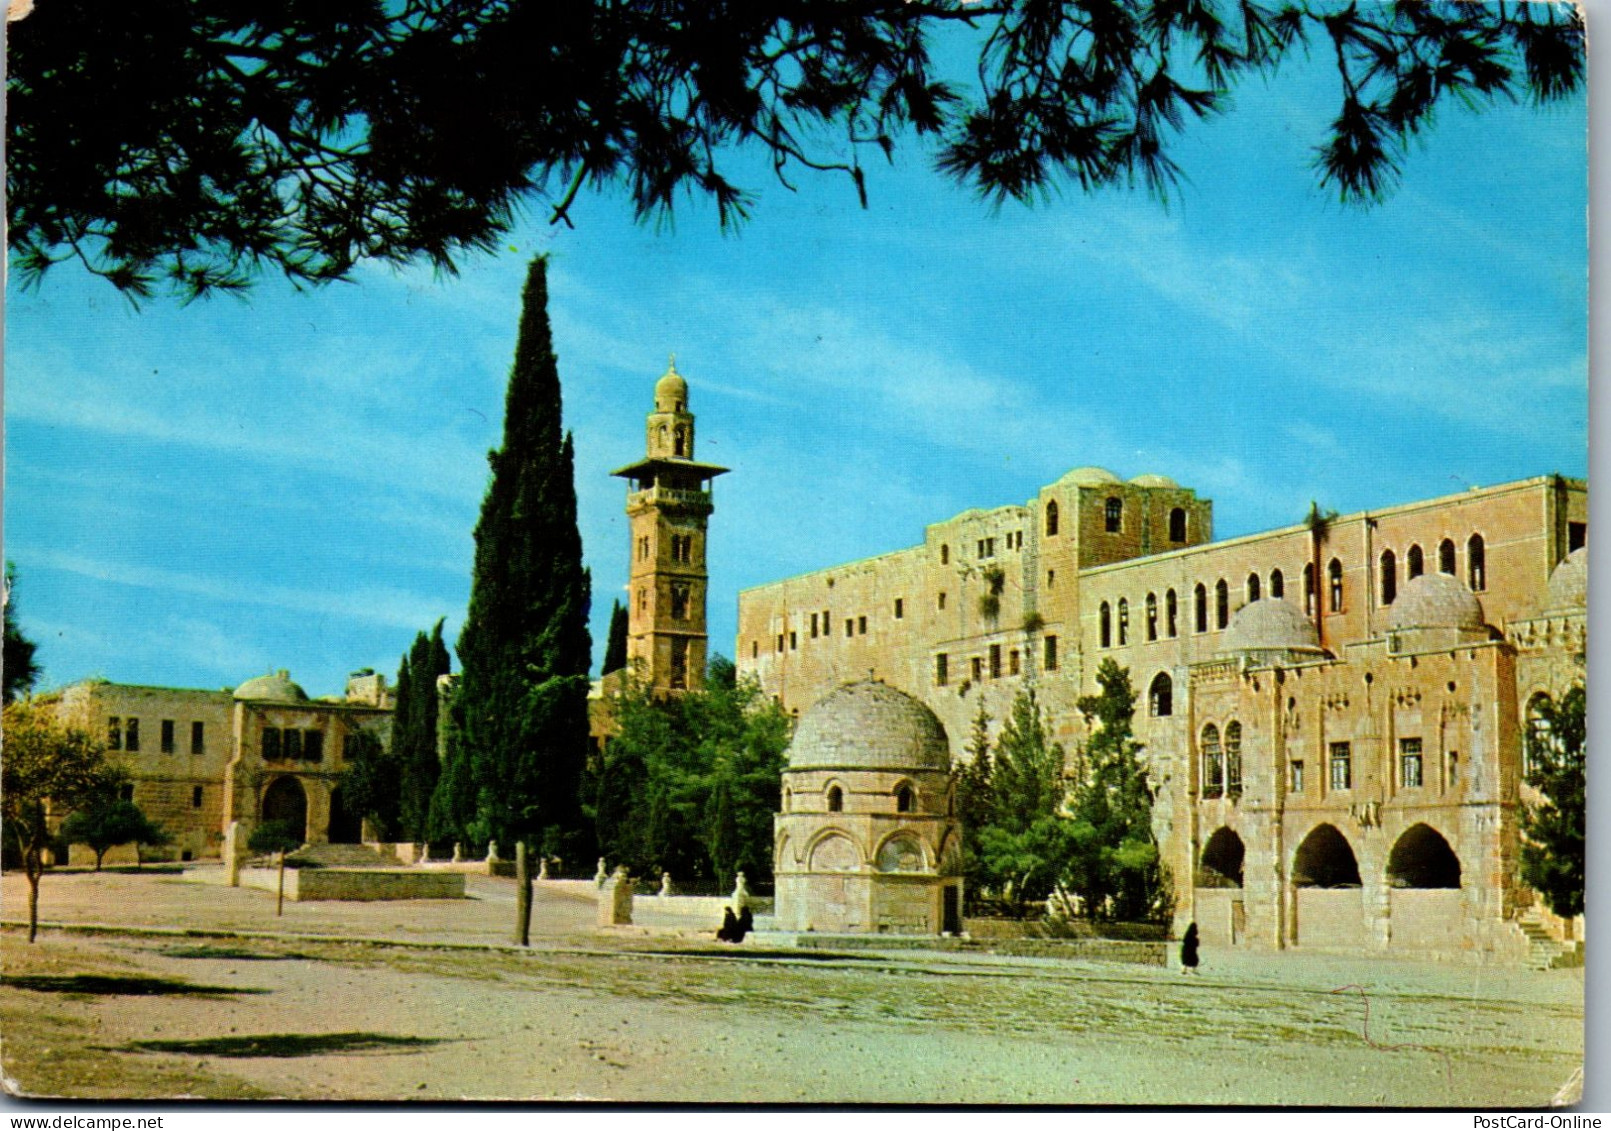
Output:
2,974,270,997
157,945,303,961
119,1032,446,1058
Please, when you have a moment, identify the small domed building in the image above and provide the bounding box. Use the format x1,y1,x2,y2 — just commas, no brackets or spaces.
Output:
773,681,963,935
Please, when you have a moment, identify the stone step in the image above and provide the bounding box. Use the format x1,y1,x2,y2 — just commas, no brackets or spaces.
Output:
287,842,395,869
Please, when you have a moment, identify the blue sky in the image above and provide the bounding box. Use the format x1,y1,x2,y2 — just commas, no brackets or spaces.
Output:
4,39,1588,699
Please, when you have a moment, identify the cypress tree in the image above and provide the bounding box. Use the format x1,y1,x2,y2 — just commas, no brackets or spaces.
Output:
435,256,593,854
396,619,452,842
602,599,629,675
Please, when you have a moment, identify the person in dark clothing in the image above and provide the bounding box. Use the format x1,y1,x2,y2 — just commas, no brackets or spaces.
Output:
1181,922,1200,974
716,908,739,942
735,907,754,941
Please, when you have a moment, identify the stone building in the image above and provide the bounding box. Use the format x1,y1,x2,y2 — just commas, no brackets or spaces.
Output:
39,669,393,863
738,472,1586,960
609,360,728,695
773,681,963,935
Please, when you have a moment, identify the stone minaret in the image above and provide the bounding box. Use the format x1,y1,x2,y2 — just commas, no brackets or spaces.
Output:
610,360,728,693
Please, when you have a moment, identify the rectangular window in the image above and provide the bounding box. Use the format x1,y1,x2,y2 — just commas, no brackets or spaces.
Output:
191,721,205,755
935,653,949,687
858,616,867,635
810,612,819,638
989,644,1002,679
1047,569,1056,588
789,631,797,650
971,657,983,682
752,641,759,659
822,609,830,634
1329,741,1352,790
262,727,282,761
1400,737,1423,788
125,718,140,752
1448,750,1459,785
1009,649,1021,676
161,719,175,754
304,729,324,763
1044,635,1059,671
1289,760,1305,793
894,598,904,620
192,785,204,808
108,717,122,751
938,592,947,610
1570,522,1586,552
670,637,689,690
845,619,854,638
283,728,303,761
776,634,785,653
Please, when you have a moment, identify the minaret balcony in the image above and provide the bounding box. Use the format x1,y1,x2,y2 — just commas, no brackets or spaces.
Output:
627,484,714,514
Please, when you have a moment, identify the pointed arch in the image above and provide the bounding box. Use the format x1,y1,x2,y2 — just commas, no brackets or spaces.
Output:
1045,500,1059,537
1438,538,1457,575
1386,823,1461,888
1292,824,1361,887
1149,671,1173,717
1199,827,1245,887
1407,544,1424,579
1246,572,1261,604
1269,568,1284,599
1467,533,1486,591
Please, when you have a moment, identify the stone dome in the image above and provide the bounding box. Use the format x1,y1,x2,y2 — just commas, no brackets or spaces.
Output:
1387,573,1487,634
787,681,951,772
1544,547,1587,611
654,361,688,411
1219,599,1323,657
1057,466,1122,487
234,669,309,702
1128,473,1179,489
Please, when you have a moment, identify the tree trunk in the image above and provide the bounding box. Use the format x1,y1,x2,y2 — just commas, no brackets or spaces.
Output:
514,841,532,947
25,848,42,944
94,849,105,871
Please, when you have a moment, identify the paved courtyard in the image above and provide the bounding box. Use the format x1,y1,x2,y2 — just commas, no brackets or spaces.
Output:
0,869,1583,1105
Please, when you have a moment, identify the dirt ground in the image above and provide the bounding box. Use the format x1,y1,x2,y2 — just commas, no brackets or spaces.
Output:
0,869,1583,1105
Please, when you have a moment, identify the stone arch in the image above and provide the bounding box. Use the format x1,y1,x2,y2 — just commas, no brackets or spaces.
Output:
1386,823,1461,888
775,830,792,867
1292,823,1361,887
807,830,861,872
825,781,845,812
1199,827,1245,888
1149,671,1173,717
261,775,308,843
874,831,928,873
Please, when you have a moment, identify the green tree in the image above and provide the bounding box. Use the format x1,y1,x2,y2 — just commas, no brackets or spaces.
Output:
339,728,397,841
4,562,42,705
393,620,453,842
9,2,1583,301
602,600,630,676
974,688,1075,912
1066,659,1167,921
1520,685,1585,920
433,256,592,855
59,797,169,871
587,656,789,889
952,699,995,903
2,702,124,942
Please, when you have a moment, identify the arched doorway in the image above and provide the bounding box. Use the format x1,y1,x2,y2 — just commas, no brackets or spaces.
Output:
1196,827,1246,946
1386,824,1464,952
1291,823,1364,949
327,785,363,844
261,776,308,844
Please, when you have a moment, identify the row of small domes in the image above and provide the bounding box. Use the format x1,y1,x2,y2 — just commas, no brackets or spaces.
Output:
1056,466,1178,489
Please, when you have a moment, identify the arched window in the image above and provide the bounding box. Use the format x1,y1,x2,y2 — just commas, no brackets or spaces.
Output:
1201,724,1224,798
1246,572,1261,604
1467,533,1486,591
1100,602,1112,648
1194,584,1208,633
940,544,949,565
1117,598,1129,645
1328,558,1344,613
1303,563,1316,616
1045,500,1059,537
1169,507,1187,543
826,784,844,813
1225,721,1243,798
1215,579,1229,629
1439,538,1456,575
1270,569,1284,599
1145,593,1158,641
1166,589,1178,637
895,783,915,814
1149,672,1173,717
1407,544,1424,579
1380,549,1397,606
1105,496,1123,532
